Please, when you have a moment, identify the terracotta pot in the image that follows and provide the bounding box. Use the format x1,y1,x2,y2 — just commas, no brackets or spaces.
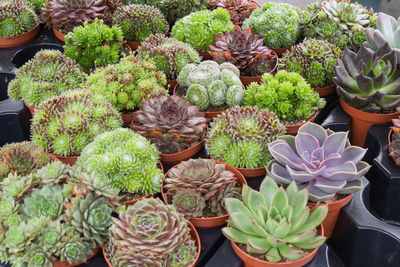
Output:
161,159,247,228
272,45,292,57
52,27,65,42
52,247,99,267
236,166,266,178
314,84,336,97
230,226,324,267
339,99,400,147
285,110,318,135
198,50,212,60
47,153,78,165
160,140,204,165
309,194,353,239
0,24,40,48
388,129,400,166
102,221,201,267
24,102,35,116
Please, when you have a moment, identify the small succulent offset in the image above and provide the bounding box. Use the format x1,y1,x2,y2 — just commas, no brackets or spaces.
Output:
243,71,326,122
280,39,342,88
130,95,207,154
242,3,301,49
209,25,277,77
0,0,38,37
8,49,84,107
222,177,328,263
300,0,377,51
164,159,241,219
137,34,201,80
0,142,53,180
85,54,167,112
112,4,168,42
64,19,123,70
0,161,119,266
178,61,244,110
31,89,122,157
206,107,286,169
334,43,400,113
209,0,260,25
267,122,371,202
171,8,234,51
390,117,400,165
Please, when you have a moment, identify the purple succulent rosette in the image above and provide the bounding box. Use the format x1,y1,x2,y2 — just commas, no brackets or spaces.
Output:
266,122,371,202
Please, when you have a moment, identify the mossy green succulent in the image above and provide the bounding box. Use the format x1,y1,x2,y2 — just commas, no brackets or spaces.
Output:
0,0,38,37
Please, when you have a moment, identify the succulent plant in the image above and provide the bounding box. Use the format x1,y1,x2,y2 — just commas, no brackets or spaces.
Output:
267,122,371,202
107,197,198,266
334,43,400,113
8,49,85,107
77,128,163,195
280,39,342,88
209,0,260,25
31,89,122,157
130,95,207,154
243,71,326,122
112,4,168,42
171,8,234,51
85,54,167,112
172,189,206,219
242,3,301,49
300,0,377,51
390,116,400,164
27,0,48,13
0,0,38,37
206,107,286,169
137,34,201,80
64,19,124,70
222,177,328,262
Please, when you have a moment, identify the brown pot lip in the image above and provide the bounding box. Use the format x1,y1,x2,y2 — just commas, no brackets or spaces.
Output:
314,84,336,97
209,156,267,178
308,193,353,212
161,158,248,223
52,26,65,42
339,98,400,120
272,45,292,56
285,110,318,130
47,152,79,160
0,23,40,47
159,138,205,158
53,247,100,267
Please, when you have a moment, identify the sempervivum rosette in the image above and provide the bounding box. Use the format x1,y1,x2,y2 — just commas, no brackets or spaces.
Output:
267,122,371,202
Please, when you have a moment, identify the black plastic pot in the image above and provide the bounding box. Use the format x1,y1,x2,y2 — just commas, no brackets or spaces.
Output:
321,103,351,132
11,43,64,68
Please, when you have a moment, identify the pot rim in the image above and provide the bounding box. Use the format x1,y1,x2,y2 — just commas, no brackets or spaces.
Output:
339,98,400,120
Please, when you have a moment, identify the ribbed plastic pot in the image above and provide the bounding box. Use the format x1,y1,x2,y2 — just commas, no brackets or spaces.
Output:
285,110,318,135
0,24,40,48
315,84,336,97
52,247,99,267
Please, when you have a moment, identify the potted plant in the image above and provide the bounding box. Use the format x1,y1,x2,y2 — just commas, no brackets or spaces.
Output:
162,158,246,228
0,141,55,180
112,4,169,50
208,0,261,25
0,161,119,267
84,54,168,125
334,43,400,147
209,25,278,86
242,71,326,134
27,0,48,13
300,0,377,52
130,95,208,165
242,3,301,56
31,90,122,165
389,116,400,166
176,61,244,118
0,0,40,48
267,122,371,238
280,39,343,97
104,197,200,266
222,177,328,266
76,128,164,205
206,107,285,177
137,34,201,89
171,8,234,58
7,49,85,115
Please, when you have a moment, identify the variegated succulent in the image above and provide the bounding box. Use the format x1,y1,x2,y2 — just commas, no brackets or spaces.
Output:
267,122,371,202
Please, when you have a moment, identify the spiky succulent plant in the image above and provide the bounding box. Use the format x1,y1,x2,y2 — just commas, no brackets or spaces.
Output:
107,197,198,266
31,89,122,157
210,0,260,25
222,177,328,263
171,8,234,51
27,0,48,13
0,161,118,266
8,49,84,107
243,71,326,122
390,116,400,165
267,122,371,202
0,0,38,37
64,19,123,70
130,95,207,154
112,4,168,42
280,39,342,88
206,107,286,169
242,2,301,49
334,43,400,113
300,0,377,51
77,128,163,196
0,142,53,181
210,25,277,77
164,159,241,219
137,34,201,80
85,54,167,112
